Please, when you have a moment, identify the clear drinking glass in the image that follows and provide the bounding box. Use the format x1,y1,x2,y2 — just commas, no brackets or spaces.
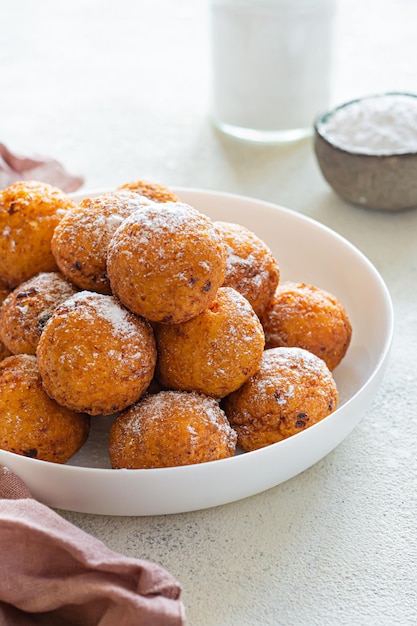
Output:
209,0,336,143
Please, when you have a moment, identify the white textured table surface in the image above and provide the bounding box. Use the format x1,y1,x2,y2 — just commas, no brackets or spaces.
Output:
1,1,417,624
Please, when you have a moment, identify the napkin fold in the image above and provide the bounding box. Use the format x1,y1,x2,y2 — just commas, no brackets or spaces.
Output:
0,465,185,626
0,143,84,192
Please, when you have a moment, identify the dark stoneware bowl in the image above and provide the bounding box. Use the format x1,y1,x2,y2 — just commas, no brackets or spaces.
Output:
314,94,417,212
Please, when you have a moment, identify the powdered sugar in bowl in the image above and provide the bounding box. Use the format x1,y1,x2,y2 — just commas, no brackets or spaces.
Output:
314,92,417,211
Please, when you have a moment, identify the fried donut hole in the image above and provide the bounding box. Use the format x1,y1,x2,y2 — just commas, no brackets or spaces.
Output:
214,221,280,317
107,203,227,324
51,190,154,295
223,347,338,452
109,390,237,469
155,287,265,398
0,355,89,463
0,272,78,355
36,291,157,416
0,180,76,288
260,282,352,371
117,179,179,203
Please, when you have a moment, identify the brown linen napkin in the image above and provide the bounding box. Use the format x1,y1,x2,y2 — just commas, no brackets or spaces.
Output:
0,143,84,192
0,465,186,626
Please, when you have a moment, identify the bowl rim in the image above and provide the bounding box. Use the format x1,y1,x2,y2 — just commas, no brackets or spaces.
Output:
314,91,417,158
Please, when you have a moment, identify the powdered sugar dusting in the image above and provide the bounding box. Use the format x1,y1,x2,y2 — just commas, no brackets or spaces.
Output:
60,291,142,340
217,286,262,342
249,347,334,408
225,251,268,288
125,390,235,443
318,93,417,154
263,346,327,373
112,202,221,249
214,220,279,315
55,191,155,250
18,272,75,316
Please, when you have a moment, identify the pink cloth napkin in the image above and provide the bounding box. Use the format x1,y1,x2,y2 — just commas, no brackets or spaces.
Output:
0,143,84,192
0,465,186,626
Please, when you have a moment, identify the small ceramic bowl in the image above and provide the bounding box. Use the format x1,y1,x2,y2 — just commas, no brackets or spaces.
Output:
314,92,417,211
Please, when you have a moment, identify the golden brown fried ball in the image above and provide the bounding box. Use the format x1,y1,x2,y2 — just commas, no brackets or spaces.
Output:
107,203,227,324
109,390,237,469
51,190,154,294
223,347,338,452
0,272,78,355
0,354,90,463
36,291,157,416
214,221,280,317
0,180,76,288
155,287,265,398
117,179,179,203
260,281,352,371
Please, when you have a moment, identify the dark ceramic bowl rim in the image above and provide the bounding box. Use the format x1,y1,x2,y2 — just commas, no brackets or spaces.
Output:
314,91,417,158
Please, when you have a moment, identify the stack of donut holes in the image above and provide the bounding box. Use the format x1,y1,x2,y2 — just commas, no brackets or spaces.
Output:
0,179,352,469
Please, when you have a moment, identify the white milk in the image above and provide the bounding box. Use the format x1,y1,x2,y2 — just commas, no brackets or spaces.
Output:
210,0,336,143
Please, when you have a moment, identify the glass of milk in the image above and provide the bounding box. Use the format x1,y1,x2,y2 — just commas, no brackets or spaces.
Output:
209,0,336,143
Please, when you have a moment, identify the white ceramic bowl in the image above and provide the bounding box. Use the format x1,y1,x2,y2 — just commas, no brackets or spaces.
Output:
0,188,394,516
